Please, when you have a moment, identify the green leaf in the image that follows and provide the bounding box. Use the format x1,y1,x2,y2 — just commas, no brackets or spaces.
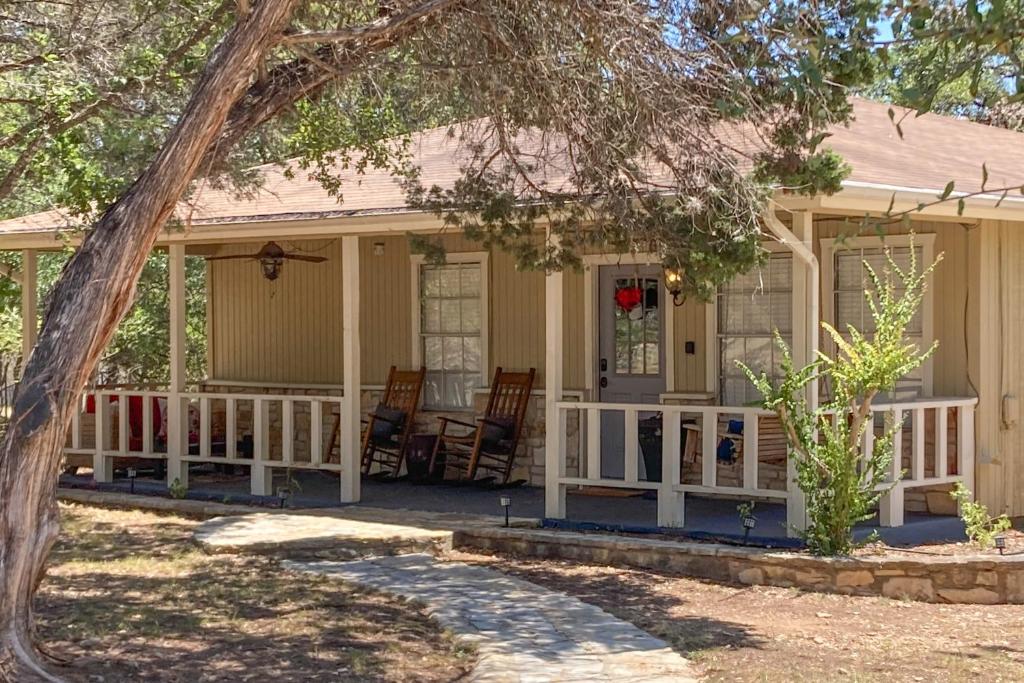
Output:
939,181,955,200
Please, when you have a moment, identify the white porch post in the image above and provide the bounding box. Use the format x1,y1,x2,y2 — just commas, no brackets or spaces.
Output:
787,211,815,535
544,233,566,518
340,235,361,503
166,244,189,490
20,249,37,373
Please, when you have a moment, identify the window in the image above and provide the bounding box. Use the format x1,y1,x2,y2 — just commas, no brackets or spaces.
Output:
830,242,929,398
416,259,486,409
717,254,792,405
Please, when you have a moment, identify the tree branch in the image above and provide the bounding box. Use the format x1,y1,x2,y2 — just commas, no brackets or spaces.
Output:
280,0,463,45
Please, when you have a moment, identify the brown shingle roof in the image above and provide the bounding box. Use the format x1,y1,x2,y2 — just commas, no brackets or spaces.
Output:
3,98,1023,235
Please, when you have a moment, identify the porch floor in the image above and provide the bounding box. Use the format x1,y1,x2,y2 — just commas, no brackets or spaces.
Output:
59,468,967,547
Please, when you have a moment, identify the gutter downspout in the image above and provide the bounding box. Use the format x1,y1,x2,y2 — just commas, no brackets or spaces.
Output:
764,209,819,409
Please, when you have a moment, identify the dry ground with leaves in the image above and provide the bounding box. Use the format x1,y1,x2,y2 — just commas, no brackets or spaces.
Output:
452,550,1024,683
36,505,474,682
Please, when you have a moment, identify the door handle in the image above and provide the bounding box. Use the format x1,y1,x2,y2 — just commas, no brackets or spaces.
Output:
600,358,608,372
600,377,608,388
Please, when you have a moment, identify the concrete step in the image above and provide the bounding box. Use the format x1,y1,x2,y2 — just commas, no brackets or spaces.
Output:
193,512,454,560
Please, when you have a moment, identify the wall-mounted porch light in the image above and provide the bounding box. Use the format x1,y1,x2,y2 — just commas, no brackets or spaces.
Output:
664,267,685,307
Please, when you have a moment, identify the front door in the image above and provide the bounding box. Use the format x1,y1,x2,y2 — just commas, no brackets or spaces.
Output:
598,264,666,478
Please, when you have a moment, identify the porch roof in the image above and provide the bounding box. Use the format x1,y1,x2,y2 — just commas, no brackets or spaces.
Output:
4,98,1024,239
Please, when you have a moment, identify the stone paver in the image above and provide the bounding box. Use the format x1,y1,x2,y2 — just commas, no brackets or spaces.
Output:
194,512,453,557
287,554,696,682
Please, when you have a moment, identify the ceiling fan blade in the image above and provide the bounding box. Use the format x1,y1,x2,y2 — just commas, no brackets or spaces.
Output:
281,254,328,263
206,254,259,261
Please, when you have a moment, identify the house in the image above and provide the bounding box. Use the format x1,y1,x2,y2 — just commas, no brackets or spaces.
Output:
2,98,1023,533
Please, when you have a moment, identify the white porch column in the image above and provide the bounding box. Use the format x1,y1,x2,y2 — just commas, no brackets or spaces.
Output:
787,210,815,535
340,235,361,503
166,245,189,489
20,249,37,372
544,234,566,518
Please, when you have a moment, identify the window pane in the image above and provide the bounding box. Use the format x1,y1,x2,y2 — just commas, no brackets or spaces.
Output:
745,336,772,375
461,299,481,333
444,373,468,409
439,267,460,295
422,269,440,297
424,337,443,370
442,336,463,371
423,372,443,406
464,337,481,372
460,266,481,297
422,299,440,334
440,299,461,333
770,257,792,290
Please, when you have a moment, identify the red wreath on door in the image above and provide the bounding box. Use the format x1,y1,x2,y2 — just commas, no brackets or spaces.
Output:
614,285,643,313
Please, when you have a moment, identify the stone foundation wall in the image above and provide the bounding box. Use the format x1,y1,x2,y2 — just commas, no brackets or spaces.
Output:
459,527,1024,604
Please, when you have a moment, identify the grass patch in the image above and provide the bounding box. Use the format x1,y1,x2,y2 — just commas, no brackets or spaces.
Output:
37,504,473,682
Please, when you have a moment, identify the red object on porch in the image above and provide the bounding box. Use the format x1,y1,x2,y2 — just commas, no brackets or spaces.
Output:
614,286,643,313
126,395,163,451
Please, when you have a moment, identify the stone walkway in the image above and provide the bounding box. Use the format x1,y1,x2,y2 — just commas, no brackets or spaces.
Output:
287,554,696,682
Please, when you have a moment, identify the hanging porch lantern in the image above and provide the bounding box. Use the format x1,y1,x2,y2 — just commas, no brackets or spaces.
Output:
664,266,686,307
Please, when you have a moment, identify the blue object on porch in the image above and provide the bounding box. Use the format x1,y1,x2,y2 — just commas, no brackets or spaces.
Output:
716,438,736,463
727,419,744,435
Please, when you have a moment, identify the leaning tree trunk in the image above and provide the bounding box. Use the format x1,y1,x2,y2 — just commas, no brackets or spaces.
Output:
0,1,301,679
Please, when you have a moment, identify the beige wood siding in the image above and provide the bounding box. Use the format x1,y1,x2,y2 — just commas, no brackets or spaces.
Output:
209,234,551,387
970,219,1024,515
208,239,345,384
672,298,710,392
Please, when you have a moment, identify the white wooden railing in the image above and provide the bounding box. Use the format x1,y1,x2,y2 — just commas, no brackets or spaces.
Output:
69,388,345,496
554,396,978,531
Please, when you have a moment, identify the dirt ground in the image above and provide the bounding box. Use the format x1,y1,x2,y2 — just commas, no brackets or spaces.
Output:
36,504,474,682
452,549,1024,683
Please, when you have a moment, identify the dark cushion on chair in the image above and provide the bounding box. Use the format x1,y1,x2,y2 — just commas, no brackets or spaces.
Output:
370,404,406,441
480,416,516,450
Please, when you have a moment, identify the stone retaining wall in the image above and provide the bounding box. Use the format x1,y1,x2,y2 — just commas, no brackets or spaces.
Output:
456,527,1024,604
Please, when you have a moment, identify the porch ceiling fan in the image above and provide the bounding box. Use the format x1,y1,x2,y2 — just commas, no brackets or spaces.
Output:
206,241,327,281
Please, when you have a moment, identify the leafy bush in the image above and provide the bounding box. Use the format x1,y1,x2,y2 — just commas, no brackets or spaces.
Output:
168,478,187,500
743,243,938,556
950,483,1012,549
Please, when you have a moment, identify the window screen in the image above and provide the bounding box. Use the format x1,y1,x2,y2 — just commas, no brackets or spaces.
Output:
717,254,793,405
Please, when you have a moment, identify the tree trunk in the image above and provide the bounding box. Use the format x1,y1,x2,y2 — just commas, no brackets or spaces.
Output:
0,1,300,680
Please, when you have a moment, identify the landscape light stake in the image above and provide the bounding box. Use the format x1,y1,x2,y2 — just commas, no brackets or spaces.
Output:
277,487,290,509
499,495,512,528
996,535,1007,555
742,514,757,542
127,467,137,495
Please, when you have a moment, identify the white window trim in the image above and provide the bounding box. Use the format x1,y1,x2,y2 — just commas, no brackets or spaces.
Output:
820,233,936,396
581,253,675,399
409,251,490,403
711,249,795,407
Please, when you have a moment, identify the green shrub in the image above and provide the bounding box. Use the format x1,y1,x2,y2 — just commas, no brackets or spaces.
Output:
742,242,938,556
950,483,1011,549
168,478,187,500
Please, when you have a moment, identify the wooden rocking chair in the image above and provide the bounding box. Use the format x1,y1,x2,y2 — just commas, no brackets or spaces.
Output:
328,366,425,477
429,367,536,485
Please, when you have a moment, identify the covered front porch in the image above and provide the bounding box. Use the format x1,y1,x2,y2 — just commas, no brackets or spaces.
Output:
23,208,979,540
